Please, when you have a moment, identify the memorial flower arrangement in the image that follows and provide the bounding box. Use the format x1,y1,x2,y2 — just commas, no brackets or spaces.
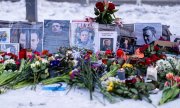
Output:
94,1,120,24
0,45,180,105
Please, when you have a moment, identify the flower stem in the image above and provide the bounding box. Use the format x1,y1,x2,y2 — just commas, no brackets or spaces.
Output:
113,13,116,19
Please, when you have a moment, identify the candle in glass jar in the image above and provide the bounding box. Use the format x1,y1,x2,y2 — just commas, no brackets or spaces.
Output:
117,68,125,80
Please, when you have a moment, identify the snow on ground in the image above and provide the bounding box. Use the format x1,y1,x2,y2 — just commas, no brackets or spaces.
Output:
0,84,180,108
0,0,180,35
0,0,180,108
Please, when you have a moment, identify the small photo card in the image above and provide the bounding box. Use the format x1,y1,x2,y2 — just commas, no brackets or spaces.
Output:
98,31,117,52
0,28,10,43
0,43,19,55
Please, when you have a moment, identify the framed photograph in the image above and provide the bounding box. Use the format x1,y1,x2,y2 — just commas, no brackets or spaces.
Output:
71,21,98,51
29,29,43,52
174,38,180,45
0,28,10,43
44,20,70,53
10,28,43,52
119,36,136,55
100,38,114,51
0,43,19,55
134,23,162,45
10,28,30,49
98,31,117,52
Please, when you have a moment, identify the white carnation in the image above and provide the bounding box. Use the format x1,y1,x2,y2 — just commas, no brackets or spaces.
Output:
42,59,49,64
4,59,15,66
35,61,40,66
31,63,36,68
55,54,59,57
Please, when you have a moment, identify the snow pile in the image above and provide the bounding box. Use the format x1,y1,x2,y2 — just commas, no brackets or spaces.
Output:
0,85,180,108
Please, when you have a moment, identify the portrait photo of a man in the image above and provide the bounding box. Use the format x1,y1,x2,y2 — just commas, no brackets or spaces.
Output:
44,20,70,53
30,29,42,52
75,28,94,50
10,28,42,52
100,38,113,51
134,23,162,45
10,29,29,49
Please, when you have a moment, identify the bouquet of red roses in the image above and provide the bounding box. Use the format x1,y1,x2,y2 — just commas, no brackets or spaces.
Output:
94,1,118,24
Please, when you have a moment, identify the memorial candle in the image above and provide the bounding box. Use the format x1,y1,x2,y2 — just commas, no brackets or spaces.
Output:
117,68,125,80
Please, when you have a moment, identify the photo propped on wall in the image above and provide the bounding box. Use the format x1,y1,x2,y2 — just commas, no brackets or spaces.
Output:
44,20,70,53
0,28,10,43
71,21,98,51
98,31,117,52
0,43,19,55
134,23,162,45
10,28,43,52
119,36,136,55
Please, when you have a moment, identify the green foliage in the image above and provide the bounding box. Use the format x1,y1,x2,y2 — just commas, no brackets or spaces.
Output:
100,64,120,81
159,85,180,105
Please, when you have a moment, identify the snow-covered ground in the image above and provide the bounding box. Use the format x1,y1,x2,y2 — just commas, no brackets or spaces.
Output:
0,84,180,108
0,0,180,108
0,0,180,35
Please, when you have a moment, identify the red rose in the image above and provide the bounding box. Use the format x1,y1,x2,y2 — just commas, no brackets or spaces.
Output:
105,49,112,55
108,3,115,11
154,45,159,51
34,51,40,56
19,49,27,59
96,2,104,12
126,78,137,84
87,50,93,55
102,58,107,64
145,58,152,65
116,49,124,58
150,54,159,62
41,50,49,55
139,44,149,53
0,60,4,63
138,61,145,66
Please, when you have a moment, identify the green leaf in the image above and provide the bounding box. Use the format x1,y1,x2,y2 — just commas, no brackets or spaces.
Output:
130,88,138,94
112,9,118,13
159,86,180,105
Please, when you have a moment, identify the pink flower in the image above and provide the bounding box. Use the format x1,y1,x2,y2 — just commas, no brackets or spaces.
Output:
166,73,174,80
174,76,180,83
164,81,169,87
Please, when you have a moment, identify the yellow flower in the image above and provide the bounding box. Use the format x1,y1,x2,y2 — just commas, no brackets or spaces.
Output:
122,63,133,68
69,71,73,75
109,81,114,87
107,86,113,92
